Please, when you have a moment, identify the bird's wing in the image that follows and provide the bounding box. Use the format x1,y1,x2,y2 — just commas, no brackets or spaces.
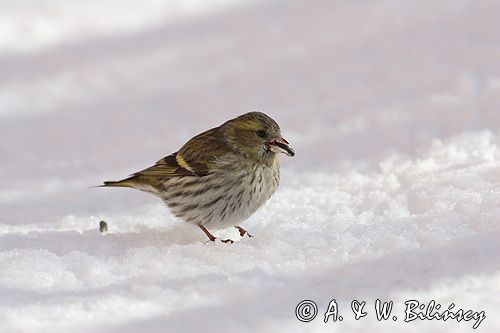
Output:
175,126,229,175
137,126,228,178
136,153,198,177
102,127,229,189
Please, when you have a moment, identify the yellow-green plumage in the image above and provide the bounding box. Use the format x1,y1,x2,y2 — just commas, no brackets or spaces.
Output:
102,112,294,242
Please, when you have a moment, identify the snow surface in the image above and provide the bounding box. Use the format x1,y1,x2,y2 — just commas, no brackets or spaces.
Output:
1,0,500,332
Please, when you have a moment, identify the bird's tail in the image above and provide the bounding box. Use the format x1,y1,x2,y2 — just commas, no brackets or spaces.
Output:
100,179,135,188
98,175,160,195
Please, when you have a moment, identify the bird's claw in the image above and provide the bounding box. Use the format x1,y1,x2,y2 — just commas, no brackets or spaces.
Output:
235,226,253,238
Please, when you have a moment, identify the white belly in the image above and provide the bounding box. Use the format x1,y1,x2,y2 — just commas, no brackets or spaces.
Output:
161,161,280,230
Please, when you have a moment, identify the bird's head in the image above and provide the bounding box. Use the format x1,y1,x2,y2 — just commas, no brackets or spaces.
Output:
222,112,295,161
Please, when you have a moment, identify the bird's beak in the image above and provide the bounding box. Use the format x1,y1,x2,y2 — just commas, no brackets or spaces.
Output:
269,137,295,157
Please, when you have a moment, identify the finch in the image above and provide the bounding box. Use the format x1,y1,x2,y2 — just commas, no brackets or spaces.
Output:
101,112,294,242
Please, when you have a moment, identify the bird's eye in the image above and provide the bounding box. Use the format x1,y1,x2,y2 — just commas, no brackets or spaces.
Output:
256,130,267,138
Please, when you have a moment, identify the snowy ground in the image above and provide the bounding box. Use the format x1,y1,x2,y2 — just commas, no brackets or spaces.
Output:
1,0,500,332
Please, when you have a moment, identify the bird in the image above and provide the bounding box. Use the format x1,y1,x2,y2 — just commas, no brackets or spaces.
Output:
101,112,294,243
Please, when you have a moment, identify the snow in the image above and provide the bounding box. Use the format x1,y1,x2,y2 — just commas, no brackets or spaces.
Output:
0,0,260,54
1,0,500,332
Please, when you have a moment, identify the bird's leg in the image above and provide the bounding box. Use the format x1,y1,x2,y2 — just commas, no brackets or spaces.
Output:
198,224,234,243
235,226,253,238
198,224,216,242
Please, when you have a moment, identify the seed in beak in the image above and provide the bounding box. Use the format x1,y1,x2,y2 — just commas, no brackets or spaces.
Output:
269,139,295,157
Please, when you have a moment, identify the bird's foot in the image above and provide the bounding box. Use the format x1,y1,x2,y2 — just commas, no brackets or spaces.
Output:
198,224,216,242
235,226,253,238
199,224,235,243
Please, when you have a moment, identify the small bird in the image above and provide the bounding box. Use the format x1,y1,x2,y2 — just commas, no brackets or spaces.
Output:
101,112,294,242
